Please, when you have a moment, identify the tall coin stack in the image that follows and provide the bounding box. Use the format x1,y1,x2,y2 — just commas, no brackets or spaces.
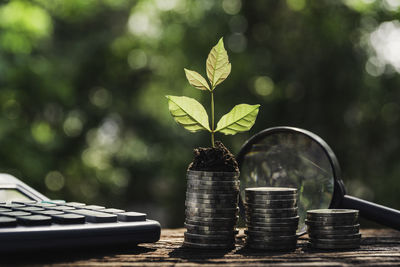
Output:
306,209,361,250
183,170,240,249
244,187,299,251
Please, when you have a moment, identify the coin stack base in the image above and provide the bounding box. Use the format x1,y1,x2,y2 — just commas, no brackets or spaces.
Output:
306,209,361,250
183,170,239,249
245,187,299,251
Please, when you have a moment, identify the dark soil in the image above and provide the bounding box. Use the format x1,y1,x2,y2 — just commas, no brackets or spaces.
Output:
188,141,239,172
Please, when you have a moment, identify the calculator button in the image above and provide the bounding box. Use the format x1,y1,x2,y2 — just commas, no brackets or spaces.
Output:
68,209,117,223
17,215,52,226
101,208,125,214
0,216,17,227
44,200,66,204
14,206,45,212
0,204,25,209
117,212,146,222
1,211,31,217
52,214,86,224
31,210,65,216
64,202,86,207
32,203,57,208
83,205,105,210
49,205,76,211
11,201,37,205
0,208,12,212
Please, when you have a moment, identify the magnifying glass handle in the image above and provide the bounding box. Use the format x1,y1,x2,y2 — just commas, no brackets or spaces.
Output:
340,195,400,230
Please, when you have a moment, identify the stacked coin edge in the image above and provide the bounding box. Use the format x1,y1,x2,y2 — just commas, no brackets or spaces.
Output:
183,170,240,249
306,209,361,250
244,187,299,251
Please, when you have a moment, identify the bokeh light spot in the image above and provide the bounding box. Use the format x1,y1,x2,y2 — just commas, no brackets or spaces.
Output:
254,76,274,96
31,121,54,144
89,87,112,108
222,0,242,15
63,111,84,137
45,171,65,191
227,33,247,53
369,20,400,74
286,0,306,11
128,49,148,69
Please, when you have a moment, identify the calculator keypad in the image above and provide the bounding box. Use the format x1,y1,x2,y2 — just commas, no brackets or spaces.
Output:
0,201,147,227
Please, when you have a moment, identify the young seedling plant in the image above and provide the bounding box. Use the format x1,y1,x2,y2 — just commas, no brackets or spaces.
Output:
166,38,260,147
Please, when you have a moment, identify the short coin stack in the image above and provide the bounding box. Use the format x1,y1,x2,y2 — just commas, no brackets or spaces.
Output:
306,209,361,250
183,170,240,249
244,187,299,251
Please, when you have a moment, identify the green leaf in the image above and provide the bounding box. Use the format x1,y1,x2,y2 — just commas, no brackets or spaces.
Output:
184,68,210,91
206,37,231,89
215,104,260,135
166,95,211,132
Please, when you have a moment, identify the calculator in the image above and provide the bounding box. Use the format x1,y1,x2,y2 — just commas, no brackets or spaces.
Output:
0,173,161,253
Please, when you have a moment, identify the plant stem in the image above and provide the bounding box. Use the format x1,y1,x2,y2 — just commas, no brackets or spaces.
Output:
211,90,215,147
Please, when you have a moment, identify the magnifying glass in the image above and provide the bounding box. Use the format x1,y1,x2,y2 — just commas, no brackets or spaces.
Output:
237,126,400,233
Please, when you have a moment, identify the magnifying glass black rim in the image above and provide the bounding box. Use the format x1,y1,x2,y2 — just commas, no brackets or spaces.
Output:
236,126,346,219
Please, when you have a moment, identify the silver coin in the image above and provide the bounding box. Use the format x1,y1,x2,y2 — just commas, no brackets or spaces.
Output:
309,237,361,245
185,201,237,209
186,228,239,236
187,175,238,182
187,179,240,186
308,233,361,240
186,181,239,191
187,170,239,177
245,199,297,209
305,220,359,230
305,219,359,227
184,237,235,246
186,192,238,200
307,209,358,217
247,225,298,232
247,242,296,251
186,206,238,213
246,229,297,237
245,206,298,214
307,209,359,221
186,215,238,222
308,241,360,250
305,216,358,225
184,231,236,240
245,195,298,202
247,220,299,228
185,218,237,227
245,187,297,195
308,229,360,237
186,188,239,195
245,236,297,242
184,232,236,244
185,223,236,232
185,211,239,219
307,227,360,236
246,210,298,218
246,237,297,246
184,197,238,205
187,185,240,193
246,215,300,224
183,241,235,249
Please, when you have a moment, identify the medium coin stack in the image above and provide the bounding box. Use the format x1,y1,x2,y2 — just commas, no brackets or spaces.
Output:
306,209,361,250
244,187,299,251
183,170,240,249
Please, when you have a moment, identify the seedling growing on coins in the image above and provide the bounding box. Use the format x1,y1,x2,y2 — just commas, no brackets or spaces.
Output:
166,37,260,147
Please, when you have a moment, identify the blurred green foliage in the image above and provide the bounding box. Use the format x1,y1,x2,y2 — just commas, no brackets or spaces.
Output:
0,0,400,227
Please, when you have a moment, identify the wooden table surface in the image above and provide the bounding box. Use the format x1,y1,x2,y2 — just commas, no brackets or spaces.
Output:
7,228,400,266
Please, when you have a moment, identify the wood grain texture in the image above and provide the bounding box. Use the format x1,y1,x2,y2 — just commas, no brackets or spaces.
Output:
8,228,400,266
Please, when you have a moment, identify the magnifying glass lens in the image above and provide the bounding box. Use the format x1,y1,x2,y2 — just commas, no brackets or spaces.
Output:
239,131,334,232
